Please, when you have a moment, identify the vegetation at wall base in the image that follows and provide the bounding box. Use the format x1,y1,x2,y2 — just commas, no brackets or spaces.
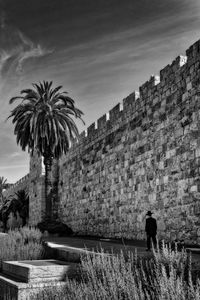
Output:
32,241,200,300
0,226,44,270
37,218,73,236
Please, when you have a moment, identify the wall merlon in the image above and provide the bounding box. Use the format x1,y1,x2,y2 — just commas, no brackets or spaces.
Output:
123,91,140,110
79,131,86,140
87,122,96,137
97,114,107,129
160,64,171,82
109,103,121,121
171,55,187,72
139,75,160,99
186,40,200,62
160,55,188,86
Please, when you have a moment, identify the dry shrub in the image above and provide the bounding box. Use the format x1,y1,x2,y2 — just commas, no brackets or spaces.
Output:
32,242,200,300
0,226,44,269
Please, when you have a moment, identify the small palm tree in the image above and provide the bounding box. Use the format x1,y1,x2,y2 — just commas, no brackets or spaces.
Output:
0,198,11,231
8,81,84,219
9,190,29,226
0,190,29,229
0,176,8,204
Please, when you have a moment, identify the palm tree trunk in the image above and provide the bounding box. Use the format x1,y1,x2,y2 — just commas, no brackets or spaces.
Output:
43,156,53,219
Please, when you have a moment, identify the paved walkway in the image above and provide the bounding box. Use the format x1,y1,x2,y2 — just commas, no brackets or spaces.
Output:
45,236,200,263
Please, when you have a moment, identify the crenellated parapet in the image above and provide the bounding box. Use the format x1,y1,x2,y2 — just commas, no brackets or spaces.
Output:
67,40,200,152
3,174,30,199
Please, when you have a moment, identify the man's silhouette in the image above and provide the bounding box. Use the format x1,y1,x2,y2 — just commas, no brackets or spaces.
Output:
145,211,157,251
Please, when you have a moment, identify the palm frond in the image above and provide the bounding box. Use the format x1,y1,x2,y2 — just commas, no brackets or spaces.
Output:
8,80,85,159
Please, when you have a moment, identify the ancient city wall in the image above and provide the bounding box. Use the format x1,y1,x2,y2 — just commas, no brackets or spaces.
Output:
58,40,200,244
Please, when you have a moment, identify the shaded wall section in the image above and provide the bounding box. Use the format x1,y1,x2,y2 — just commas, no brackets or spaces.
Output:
28,152,45,225
58,40,200,244
28,153,59,224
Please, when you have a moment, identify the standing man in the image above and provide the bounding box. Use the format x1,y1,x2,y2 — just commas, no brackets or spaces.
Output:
145,211,157,251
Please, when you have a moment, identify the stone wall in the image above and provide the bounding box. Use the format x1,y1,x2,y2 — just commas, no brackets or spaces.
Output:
57,40,200,244
28,152,45,225
28,152,59,225
3,174,29,200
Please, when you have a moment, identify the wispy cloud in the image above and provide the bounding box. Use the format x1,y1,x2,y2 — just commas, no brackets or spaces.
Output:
0,11,53,108
15,31,52,74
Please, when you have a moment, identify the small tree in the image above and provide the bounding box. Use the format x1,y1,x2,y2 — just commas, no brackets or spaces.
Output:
0,189,29,230
0,176,8,204
0,198,11,231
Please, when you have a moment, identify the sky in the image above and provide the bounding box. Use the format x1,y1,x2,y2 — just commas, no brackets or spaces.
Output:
0,0,200,183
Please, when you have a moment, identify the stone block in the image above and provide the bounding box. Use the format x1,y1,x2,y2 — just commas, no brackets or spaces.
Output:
2,260,76,283
0,274,66,300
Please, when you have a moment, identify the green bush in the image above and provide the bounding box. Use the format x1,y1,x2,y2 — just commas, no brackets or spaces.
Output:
37,218,73,236
0,226,44,269
32,243,200,300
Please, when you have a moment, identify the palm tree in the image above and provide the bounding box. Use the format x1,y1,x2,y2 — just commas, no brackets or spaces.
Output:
8,81,84,219
0,189,29,229
10,189,29,226
0,176,8,204
0,198,11,231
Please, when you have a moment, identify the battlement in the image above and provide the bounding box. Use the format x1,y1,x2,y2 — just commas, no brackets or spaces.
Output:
186,39,200,62
72,39,200,146
3,174,29,198
9,174,29,190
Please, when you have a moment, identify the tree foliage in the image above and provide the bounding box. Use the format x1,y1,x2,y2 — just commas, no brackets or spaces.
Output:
8,81,84,219
8,81,84,158
0,176,8,203
0,189,29,230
